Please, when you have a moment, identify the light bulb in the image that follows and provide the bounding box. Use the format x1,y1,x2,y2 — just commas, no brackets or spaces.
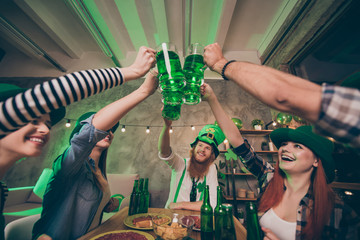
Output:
224,139,228,144
170,127,173,134
65,119,71,128
146,126,150,134
191,125,195,131
121,125,126,132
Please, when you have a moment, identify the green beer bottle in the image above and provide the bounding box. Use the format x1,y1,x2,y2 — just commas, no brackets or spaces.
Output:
222,204,237,240
246,202,263,240
201,185,214,240
135,178,144,214
140,178,150,213
128,179,139,216
214,186,225,240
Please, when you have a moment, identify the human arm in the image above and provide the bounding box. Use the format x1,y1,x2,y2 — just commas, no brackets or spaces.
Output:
92,72,158,131
203,43,322,122
201,83,244,148
0,46,156,137
169,201,202,211
158,117,173,158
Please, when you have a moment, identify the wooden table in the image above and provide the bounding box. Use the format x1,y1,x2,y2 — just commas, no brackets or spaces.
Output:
78,207,247,239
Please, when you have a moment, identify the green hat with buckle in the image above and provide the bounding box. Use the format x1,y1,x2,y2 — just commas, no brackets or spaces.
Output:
190,124,226,158
270,125,335,183
0,83,65,127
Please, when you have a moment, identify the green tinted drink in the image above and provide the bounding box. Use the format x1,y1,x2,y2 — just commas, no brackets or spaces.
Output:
161,90,184,105
162,104,182,121
140,178,150,213
246,202,263,240
135,178,144,214
128,179,139,216
156,50,185,91
184,54,205,74
183,83,201,105
221,204,236,240
201,185,214,240
214,186,226,240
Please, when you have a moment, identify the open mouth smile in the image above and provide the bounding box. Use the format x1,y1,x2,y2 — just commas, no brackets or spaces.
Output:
281,154,295,162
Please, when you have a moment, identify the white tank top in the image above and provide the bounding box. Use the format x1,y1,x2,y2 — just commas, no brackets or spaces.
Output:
259,208,296,240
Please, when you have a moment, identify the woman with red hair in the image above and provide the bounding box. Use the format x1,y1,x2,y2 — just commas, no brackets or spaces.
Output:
202,83,359,239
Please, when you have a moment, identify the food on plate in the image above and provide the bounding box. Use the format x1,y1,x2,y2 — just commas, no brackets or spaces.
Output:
183,215,200,230
132,215,168,228
154,222,188,240
94,231,148,240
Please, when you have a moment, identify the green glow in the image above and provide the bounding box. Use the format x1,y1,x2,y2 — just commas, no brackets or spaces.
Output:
151,0,169,45
3,207,42,216
115,0,148,49
191,0,223,45
84,0,124,61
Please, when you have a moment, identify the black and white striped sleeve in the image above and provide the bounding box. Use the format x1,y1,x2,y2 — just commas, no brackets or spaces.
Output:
0,67,124,137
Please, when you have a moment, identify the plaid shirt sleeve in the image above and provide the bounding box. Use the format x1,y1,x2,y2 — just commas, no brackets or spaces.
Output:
232,139,274,191
315,84,360,148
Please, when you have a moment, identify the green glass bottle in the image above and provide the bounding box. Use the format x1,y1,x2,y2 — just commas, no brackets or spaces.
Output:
246,202,263,240
214,186,225,240
128,179,139,216
201,185,214,240
140,178,150,213
135,178,144,214
222,204,237,240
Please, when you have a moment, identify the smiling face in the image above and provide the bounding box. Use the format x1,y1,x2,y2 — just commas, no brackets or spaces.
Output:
1,114,51,159
193,141,213,163
278,141,319,177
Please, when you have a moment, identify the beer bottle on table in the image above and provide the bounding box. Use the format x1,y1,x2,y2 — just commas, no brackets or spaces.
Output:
201,185,214,240
128,179,139,216
214,186,225,240
135,178,144,214
246,201,263,240
221,204,237,240
140,178,150,213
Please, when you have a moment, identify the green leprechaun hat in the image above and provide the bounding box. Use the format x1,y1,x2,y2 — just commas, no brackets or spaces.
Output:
190,124,226,158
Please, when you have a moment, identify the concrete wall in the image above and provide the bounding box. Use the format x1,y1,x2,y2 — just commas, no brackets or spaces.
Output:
2,77,272,208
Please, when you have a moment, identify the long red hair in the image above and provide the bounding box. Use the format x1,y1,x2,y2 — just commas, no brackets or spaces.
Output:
258,159,335,239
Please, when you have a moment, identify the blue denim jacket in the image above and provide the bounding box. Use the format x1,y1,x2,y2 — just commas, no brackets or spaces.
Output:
32,115,109,240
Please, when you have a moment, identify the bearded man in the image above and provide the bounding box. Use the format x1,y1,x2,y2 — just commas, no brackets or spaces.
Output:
158,118,225,211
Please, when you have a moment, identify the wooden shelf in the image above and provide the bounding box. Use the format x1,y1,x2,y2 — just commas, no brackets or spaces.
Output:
223,172,253,176
330,182,360,191
224,195,257,201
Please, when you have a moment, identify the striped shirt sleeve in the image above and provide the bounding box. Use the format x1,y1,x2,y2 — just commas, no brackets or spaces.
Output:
0,67,124,136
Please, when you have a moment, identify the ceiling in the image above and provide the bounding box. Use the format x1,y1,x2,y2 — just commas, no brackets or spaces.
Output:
0,0,287,78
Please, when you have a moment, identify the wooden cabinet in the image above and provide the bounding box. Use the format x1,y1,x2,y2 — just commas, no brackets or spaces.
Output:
218,129,276,203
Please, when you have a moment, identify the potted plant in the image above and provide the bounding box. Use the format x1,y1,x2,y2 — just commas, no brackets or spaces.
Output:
251,119,264,130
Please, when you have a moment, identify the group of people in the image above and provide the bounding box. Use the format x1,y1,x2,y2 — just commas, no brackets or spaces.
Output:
0,43,359,239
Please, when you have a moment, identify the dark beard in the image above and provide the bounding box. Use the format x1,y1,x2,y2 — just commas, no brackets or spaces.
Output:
188,148,215,179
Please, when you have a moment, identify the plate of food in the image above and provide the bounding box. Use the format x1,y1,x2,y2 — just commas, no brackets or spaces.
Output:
186,215,200,231
90,230,154,240
124,213,171,230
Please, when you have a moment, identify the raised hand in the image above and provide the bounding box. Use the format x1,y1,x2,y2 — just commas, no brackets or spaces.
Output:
200,83,216,102
203,43,227,73
129,46,156,78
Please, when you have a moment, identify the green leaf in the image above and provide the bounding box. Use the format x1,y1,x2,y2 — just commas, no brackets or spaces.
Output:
224,149,237,161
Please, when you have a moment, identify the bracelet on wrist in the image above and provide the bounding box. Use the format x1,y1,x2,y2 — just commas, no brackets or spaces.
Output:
221,60,236,81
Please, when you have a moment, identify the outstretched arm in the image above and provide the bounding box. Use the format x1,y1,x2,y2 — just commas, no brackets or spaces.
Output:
203,43,322,122
92,73,158,132
0,46,156,137
158,117,173,158
201,83,244,148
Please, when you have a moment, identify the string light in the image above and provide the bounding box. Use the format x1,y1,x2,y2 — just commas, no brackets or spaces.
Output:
191,125,195,131
169,126,173,134
223,139,228,144
121,125,126,132
146,126,150,134
65,119,71,128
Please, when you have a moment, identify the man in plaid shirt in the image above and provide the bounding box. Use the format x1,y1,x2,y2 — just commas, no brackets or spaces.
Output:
203,43,360,148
